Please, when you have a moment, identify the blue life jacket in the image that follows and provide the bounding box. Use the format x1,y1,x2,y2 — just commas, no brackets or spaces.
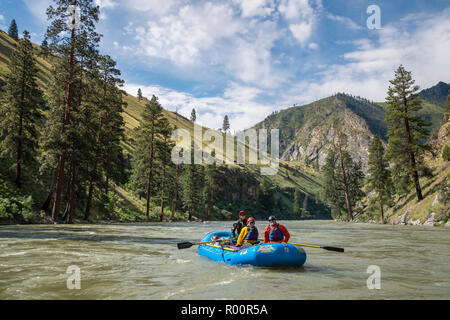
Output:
269,226,283,241
245,227,258,241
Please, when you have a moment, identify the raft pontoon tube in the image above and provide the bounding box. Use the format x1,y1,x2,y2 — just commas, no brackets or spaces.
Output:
197,231,306,267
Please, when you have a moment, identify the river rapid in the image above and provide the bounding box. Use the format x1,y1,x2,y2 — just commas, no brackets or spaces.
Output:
0,220,449,300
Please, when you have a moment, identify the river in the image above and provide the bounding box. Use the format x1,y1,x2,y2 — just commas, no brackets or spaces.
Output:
0,221,449,300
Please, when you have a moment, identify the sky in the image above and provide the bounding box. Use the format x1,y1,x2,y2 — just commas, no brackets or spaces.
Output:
0,0,449,131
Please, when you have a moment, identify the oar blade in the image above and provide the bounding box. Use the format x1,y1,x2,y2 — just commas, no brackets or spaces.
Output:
322,246,344,253
177,242,194,250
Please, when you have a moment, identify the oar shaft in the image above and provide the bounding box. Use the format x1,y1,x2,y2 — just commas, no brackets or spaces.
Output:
193,237,235,245
291,243,321,249
258,239,343,252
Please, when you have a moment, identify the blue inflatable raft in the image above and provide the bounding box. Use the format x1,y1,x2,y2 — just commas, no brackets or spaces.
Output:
198,231,306,267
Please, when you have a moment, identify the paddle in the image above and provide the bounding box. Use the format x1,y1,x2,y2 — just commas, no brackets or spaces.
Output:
177,238,235,250
290,242,344,253
258,239,344,253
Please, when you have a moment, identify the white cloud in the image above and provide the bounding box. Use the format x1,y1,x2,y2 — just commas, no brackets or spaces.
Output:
133,2,242,65
289,22,313,44
123,82,274,131
278,0,316,45
126,0,179,15
232,0,275,18
95,0,117,9
0,14,4,22
326,13,363,30
278,0,314,20
308,42,319,50
282,9,450,106
126,2,287,88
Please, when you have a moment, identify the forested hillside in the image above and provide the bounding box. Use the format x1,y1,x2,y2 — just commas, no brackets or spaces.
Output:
0,26,328,224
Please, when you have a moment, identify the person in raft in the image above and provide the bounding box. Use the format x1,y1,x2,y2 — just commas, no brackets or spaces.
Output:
264,216,290,244
231,210,248,239
236,217,259,248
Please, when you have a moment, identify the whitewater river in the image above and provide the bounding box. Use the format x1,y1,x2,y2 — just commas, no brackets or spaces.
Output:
0,221,449,300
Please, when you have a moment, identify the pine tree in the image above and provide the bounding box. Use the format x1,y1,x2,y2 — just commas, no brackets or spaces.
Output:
0,31,44,188
385,65,429,201
137,88,143,101
181,150,205,221
43,0,101,221
40,38,51,57
8,19,18,40
258,179,275,212
131,95,165,218
204,150,218,220
190,108,196,122
322,131,365,221
222,115,230,133
367,135,392,223
84,55,125,220
293,189,303,217
154,118,174,222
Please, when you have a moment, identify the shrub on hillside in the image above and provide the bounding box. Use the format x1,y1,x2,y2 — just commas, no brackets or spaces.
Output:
443,145,450,161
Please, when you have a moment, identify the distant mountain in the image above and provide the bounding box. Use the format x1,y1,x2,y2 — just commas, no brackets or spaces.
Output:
254,87,447,172
254,93,387,172
419,81,450,107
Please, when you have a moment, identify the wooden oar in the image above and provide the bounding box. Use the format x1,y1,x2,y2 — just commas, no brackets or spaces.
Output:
177,238,235,250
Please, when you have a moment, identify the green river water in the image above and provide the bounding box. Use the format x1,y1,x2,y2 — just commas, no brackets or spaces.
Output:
0,220,449,300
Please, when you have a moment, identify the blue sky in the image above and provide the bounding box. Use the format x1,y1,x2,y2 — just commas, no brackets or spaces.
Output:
0,0,449,131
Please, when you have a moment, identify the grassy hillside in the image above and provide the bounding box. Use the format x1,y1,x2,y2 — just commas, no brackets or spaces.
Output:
0,30,328,221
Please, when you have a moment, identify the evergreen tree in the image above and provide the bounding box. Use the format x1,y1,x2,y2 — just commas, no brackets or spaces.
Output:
367,135,392,223
258,179,275,212
154,118,174,222
171,148,183,221
385,65,429,201
322,131,365,221
40,38,51,57
293,189,303,217
190,108,196,122
131,95,165,218
222,115,230,133
137,88,143,101
0,31,44,188
43,0,101,221
8,19,18,40
84,55,125,220
181,150,205,221
204,150,218,220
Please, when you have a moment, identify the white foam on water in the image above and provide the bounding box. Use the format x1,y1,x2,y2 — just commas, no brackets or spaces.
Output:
0,251,27,257
175,259,191,264
214,279,234,286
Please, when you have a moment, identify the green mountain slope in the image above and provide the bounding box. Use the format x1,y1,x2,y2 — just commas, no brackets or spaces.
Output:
0,30,328,220
418,81,450,107
254,93,387,171
254,91,446,172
